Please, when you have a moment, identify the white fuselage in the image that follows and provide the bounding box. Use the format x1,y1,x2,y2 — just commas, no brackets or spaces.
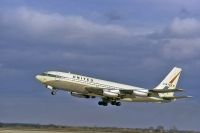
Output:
36,71,163,103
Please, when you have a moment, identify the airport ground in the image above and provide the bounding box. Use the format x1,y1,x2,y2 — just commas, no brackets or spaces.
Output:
1,128,200,133
0,128,115,133
0,123,199,133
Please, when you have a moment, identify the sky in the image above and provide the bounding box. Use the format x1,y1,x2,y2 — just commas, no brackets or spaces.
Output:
0,0,200,131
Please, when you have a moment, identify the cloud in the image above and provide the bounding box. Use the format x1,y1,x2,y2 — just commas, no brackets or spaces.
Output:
0,7,129,42
163,18,200,60
162,38,200,60
0,7,129,72
147,17,200,61
0,7,159,73
1,7,200,74
169,17,200,36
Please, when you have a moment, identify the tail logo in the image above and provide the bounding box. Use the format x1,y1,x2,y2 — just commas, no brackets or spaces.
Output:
169,72,180,84
162,72,180,88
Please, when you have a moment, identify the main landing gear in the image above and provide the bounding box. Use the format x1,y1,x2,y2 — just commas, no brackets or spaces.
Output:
98,101,108,106
98,100,121,106
111,101,121,106
51,90,57,95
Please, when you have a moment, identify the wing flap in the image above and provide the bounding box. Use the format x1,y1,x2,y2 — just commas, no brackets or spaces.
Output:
163,96,192,100
150,88,183,93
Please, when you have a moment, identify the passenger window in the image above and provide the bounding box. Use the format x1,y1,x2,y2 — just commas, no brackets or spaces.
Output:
77,76,80,79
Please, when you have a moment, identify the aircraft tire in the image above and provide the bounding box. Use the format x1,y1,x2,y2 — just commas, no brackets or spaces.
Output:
111,101,116,105
51,91,56,95
91,96,96,98
98,101,103,105
98,101,108,106
102,102,108,106
116,102,121,106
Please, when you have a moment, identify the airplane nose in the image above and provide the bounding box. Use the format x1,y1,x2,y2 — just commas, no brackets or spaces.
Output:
35,75,42,81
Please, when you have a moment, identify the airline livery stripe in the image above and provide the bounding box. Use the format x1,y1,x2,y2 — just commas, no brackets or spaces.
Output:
169,72,180,84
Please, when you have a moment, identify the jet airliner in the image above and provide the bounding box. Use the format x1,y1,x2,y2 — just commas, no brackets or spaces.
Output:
36,67,191,106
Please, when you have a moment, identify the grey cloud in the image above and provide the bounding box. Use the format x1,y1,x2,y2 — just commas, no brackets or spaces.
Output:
1,7,129,41
169,17,200,36
0,7,160,73
1,7,200,76
147,17,200,61
162,38,200,60
149,17,200,39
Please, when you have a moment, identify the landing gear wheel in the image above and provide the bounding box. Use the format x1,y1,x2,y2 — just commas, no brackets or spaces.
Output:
115,102,121,106
51,91,56,95
111,101,117,105
98,101,108,106
98,101,103,105
103,102,108,106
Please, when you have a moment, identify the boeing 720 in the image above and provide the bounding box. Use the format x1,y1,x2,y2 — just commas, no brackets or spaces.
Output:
35,67,191,106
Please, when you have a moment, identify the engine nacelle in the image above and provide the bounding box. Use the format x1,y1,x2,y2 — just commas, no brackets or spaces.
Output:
71,92,90,98
103,90,119,98
46,85,53,90
133,90,148,97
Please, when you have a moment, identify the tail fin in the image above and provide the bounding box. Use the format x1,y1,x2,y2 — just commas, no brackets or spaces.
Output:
154,67,182,97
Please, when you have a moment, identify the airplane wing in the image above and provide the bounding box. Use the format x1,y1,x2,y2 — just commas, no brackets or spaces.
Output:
85,87,103,95
149,88,183,93
162,96,192,100
85,87,133,96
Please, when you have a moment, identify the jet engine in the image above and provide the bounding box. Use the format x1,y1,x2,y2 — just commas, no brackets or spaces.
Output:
46,85,53,90
133,90,148,97
71,92,90,98
103,90,119,98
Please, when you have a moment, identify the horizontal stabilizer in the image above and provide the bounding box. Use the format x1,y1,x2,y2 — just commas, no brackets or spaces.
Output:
163,96,192,100
150,88,183,93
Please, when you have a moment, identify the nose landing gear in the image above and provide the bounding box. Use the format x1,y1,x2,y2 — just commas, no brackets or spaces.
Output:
51,90,57,95
45,85,57,95
111,101,121,106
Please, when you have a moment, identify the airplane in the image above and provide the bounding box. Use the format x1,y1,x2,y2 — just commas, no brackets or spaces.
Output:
35,67,191,106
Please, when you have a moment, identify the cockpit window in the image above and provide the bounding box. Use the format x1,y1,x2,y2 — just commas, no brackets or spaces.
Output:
48,74,57,77
41,73,57,77
41,73,48,76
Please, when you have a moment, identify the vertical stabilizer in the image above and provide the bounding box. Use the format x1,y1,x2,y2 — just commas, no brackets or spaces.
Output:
154,67,182,97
